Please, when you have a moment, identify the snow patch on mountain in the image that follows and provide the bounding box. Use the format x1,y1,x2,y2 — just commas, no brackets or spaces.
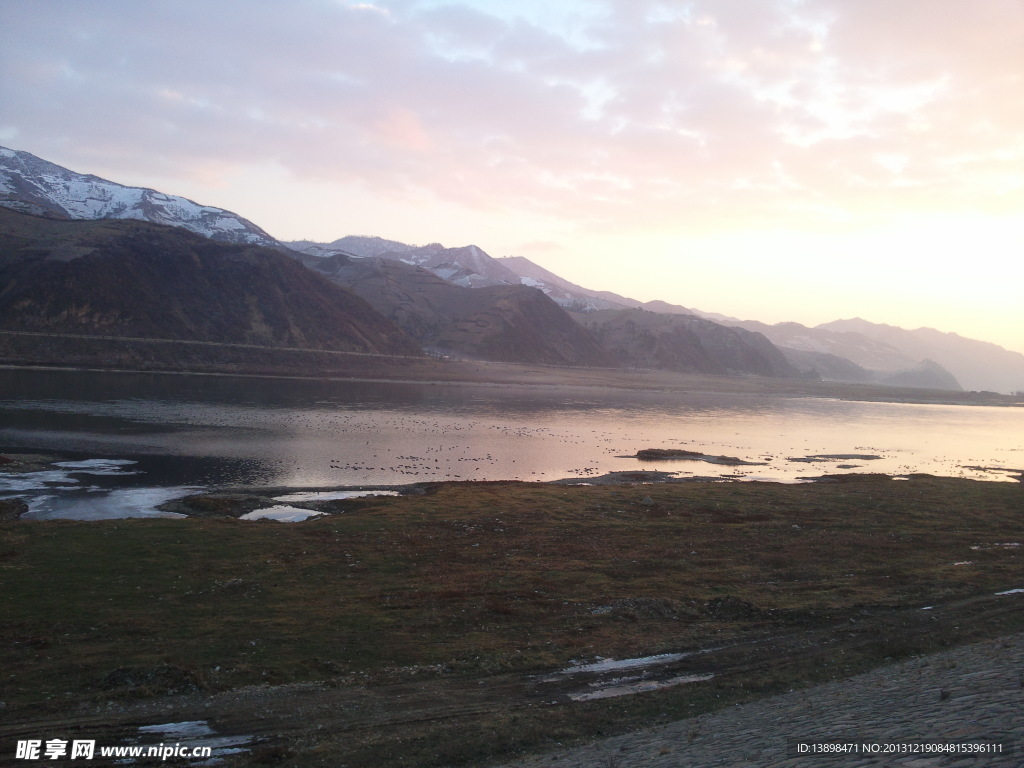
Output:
0,146,277,247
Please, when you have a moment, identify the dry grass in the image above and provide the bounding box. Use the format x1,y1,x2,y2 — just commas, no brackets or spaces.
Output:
1,475,1022,765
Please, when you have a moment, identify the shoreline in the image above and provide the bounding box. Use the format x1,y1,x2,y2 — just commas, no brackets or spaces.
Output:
2,361,1021,408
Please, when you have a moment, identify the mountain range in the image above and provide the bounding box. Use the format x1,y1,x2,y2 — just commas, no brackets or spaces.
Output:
3,145,1022,392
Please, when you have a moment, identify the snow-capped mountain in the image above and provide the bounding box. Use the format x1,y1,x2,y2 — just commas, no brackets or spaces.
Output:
498,255,643,312
289,235,417,260
289,237,522,288
290,236,692,312
0,146,277,247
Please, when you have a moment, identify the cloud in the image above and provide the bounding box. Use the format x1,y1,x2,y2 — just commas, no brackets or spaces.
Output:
2,0,1021,236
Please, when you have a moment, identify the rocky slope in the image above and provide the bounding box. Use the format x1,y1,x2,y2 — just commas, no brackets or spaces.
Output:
0,146,278,248
0,207,420,356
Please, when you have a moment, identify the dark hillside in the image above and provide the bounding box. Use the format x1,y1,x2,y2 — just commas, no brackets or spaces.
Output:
312,254,612,366
574,308,799,377
0,208,420,356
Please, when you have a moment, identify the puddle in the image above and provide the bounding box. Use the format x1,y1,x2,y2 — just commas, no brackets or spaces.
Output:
129,720,255,764
272,490,400,502
241,505,323,522
995,588,1024,596
547,651,716,702
569,673,715,701
555,652,691,675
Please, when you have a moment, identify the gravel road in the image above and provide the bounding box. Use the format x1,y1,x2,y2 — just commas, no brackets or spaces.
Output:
496,632,1024,768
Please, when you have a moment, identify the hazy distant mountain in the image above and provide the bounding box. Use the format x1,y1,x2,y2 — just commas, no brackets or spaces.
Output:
573,309,799,378
0,146,278,248
877,359,964,391
308,253,612,366
777,348,875,383
726,319,965,391
733,320,920,371
819,319,1024,393
0,207,420,356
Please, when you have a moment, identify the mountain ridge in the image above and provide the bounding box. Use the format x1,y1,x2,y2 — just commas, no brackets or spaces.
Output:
0,146,278,249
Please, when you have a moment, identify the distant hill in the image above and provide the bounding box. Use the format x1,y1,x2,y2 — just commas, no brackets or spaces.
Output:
731,320,920,372
819,319,1024,393
572,309,799,378
877,359,964,391
723,319,966,391
307,253,612,366
0,207,421,356
0,146,279,248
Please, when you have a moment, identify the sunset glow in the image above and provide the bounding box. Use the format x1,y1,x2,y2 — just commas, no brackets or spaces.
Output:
3,0,1022,352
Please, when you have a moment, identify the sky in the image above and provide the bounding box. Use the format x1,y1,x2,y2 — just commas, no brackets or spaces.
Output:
2,0,1023,353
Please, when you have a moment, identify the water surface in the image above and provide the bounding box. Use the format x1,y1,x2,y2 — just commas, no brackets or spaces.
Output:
1,369,1020,518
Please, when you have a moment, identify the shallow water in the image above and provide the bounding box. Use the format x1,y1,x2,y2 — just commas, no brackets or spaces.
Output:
240,505,323,522
134,720,254,764
1,369,1021,518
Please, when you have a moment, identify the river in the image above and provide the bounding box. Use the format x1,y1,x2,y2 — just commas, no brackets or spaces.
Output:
1,368,1021,519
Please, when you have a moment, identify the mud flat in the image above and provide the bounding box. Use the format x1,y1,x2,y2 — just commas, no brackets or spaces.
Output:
2,473,1023,767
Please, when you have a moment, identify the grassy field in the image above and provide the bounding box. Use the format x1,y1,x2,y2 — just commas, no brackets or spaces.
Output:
2,475,1023,766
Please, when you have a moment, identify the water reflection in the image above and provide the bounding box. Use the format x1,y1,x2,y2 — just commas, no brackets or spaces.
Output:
0,369,1021,519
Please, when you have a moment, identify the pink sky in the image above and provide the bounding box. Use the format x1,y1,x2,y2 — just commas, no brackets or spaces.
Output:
3,0,1022,352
